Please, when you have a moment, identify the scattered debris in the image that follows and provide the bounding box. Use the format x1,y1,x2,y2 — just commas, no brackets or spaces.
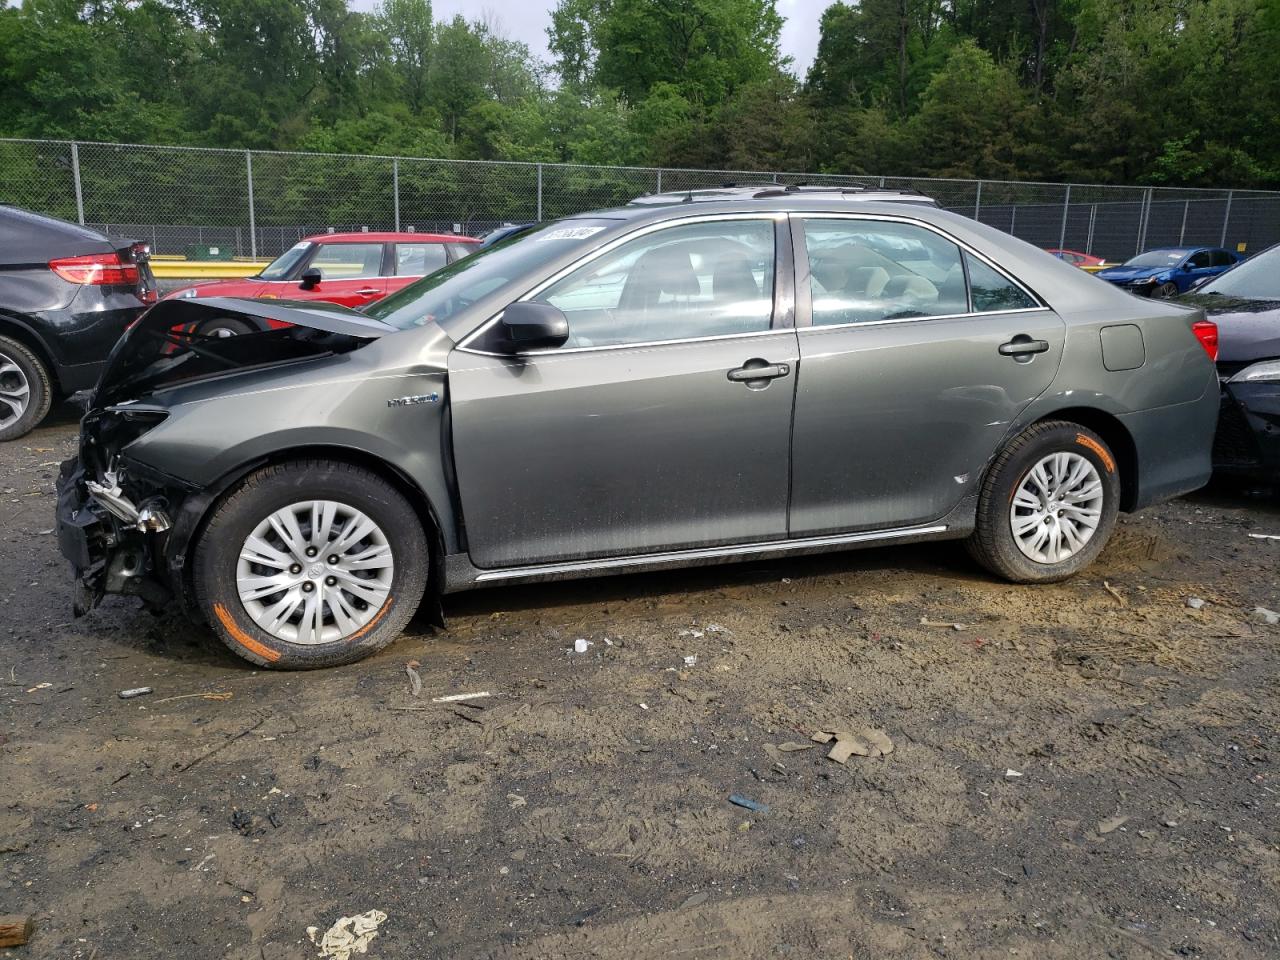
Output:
680,891,710,909
431,691,491,704
1005,769,1023,778
118,687,153,699
777,742,815,753
175,717,267,772
405,661,422,697
0,915,33,948
813,727,894,763
1247,533,1280,541
507,793,526,809
1097,814,1131,835
919,618,966,631
25,682,52,693
1103,582,1126,607
705,623,730,634
155,691,233,704
682,655,697,667
307,910,387,960
1253,607,1280,626
573,638,593,654
728,793,768,814
1185,597,1206,610
827,736,868,764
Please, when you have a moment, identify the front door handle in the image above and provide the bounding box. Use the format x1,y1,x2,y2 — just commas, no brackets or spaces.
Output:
727,360,791,386
356,287,381,297
998,336,1050,359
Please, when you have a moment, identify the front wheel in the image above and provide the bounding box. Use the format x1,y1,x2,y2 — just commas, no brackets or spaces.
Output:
1153,281,1179,298
195,316,255,338
194,461,429,668
967,421,1121,583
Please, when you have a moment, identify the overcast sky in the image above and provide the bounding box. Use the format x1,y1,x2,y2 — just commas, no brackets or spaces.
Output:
356,0,824,77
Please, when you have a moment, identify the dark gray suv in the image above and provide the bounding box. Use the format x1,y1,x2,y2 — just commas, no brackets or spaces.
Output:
57,194,1220,668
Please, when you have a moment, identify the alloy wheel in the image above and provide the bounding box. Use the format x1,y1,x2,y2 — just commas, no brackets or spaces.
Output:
1009,452,1104,564
0,351,31,428
236,500,395,644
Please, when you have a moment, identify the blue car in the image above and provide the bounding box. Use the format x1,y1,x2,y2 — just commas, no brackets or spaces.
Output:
1096,246,1242,298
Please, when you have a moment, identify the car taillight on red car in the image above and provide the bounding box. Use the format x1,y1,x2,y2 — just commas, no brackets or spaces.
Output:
1191,319,1219,362
48,252,140,286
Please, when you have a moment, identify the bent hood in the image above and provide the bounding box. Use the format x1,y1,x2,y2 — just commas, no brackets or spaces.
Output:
93,297,395,408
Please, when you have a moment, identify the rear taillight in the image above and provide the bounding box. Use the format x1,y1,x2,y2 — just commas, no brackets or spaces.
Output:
1192,319,1219,362
49,253,139,286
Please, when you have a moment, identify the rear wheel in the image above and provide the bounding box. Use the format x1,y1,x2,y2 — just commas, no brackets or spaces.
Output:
194,461,429,668
195,317,255,338
0,335,52,442
967,421,1120,583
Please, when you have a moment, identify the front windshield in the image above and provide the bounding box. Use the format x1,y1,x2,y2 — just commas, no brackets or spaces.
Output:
367,219,619,330
259,241,313,280
1123,249,1187,268
1198,246,1275,299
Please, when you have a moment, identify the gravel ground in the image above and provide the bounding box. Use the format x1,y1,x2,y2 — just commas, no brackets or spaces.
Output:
2,408,1278,959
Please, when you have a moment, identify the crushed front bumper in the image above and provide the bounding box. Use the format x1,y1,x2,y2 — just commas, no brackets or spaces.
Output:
1214,380,1280,479
56,456,177,614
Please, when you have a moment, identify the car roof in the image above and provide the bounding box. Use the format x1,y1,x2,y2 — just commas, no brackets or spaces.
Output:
305,231,478,244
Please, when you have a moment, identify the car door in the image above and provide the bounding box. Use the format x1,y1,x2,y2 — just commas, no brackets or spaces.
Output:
386,241,449,296
447,216,798,568
788,215,1067,536
1179,249,1216,292
295,242,387,306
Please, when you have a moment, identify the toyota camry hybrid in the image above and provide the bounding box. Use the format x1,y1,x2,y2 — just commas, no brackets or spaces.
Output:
56,188,1220,669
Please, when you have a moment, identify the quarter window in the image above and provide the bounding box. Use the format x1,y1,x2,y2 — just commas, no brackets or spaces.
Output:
532,220,776,348
394,243,448,276
800,219,968,324
965,252,1037,312
308,243,384,279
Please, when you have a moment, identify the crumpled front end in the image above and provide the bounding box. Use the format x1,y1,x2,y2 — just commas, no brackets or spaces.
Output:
55,296,390,616
55,405,194,615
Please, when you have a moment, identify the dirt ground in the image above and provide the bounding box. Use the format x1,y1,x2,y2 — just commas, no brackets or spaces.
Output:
2,408,1278,960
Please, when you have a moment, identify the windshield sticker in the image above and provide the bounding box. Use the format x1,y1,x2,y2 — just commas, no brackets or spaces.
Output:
536,226,606,242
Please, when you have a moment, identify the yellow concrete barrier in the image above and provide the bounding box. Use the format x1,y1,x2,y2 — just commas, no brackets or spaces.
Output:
149,260,271,278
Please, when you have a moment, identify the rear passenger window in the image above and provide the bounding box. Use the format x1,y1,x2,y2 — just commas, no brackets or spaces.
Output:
395,243,447,276
1211,250,1234,267
965,253,1037,312
800,219,967,325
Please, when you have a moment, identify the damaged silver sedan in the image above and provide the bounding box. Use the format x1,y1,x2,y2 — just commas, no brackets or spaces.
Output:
57,195,1220,668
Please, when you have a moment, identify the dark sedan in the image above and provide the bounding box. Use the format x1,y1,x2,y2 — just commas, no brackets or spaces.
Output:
0,206,156,439
1097,246,1242,298
1176,244,1280,479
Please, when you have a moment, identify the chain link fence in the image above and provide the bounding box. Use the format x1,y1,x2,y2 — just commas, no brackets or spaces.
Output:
2,137,1277,261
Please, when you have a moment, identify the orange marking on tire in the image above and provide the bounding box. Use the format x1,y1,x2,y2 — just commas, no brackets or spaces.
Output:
349,596,393,641
1075,434,1115,473
213,603,281,663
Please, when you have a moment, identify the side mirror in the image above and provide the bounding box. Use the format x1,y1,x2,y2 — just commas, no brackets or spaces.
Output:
499,302,569,352
300,267,323,290
1181,262,1195,273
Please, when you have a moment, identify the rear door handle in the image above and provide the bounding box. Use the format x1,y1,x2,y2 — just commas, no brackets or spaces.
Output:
999,337,1050,357
727,361,790,384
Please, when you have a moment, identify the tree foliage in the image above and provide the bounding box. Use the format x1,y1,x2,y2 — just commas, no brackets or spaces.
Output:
0,0,1275,187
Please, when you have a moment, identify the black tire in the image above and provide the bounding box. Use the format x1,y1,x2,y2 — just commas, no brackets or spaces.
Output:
967,421,1121,583
1154,281,1179,299
0,334,53,442
195,317,255,338
194,460,429,669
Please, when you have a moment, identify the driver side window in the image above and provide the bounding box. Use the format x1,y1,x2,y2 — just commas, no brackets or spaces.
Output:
532,220,776,348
